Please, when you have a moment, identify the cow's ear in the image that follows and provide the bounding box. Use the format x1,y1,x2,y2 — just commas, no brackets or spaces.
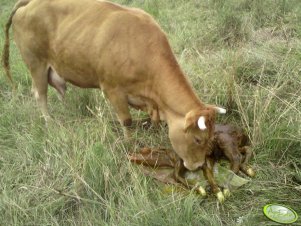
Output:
184,110,208,132
184,110,198,132
184,108,217,132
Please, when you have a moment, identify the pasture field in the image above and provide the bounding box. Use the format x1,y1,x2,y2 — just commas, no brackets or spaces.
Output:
1,0,301,225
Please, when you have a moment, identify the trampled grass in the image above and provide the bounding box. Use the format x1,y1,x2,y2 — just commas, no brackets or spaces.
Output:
0,0,301,225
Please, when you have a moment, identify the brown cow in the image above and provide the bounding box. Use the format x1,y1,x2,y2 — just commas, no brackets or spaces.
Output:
2,0,226,198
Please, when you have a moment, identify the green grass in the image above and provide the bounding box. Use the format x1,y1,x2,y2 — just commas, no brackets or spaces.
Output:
1,0,301,225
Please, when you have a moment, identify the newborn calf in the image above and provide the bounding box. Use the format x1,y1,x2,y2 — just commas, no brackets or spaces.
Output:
130,123,255,202
211,124,255,177
199,124,255,202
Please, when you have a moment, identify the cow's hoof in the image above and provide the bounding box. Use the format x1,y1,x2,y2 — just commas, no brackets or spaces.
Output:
216,191,225,203
223,188,231,198
197,186,207,197
247,168,255,177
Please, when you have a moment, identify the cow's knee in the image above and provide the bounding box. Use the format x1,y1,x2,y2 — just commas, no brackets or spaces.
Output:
104,88,131,126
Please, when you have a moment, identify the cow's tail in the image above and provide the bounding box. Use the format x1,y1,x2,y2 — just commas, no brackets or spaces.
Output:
2,0,31,89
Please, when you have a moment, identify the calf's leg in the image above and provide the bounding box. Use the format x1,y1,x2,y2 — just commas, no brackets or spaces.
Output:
203,157,226,203
217,134,242,174
239,146,255,177
174,159,190,188
223,145,242,174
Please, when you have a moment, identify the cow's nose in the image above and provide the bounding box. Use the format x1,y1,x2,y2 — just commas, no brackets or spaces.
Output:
183,161,188,168
183,161,204,171
193,164,204,172
194,161,205,170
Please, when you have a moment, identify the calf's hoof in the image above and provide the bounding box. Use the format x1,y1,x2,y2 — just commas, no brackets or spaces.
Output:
223,188,231,198
196,186,207,197
247,168,255,177
216,191,225,203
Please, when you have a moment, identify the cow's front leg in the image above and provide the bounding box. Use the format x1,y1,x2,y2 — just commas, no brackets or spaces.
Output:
148,105,160,127
104,88,132,139
203,157,226,203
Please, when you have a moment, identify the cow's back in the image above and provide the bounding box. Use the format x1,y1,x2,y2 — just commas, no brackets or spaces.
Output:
12,0,173,89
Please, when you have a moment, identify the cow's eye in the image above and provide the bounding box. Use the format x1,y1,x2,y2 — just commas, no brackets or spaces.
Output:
194,137,202,145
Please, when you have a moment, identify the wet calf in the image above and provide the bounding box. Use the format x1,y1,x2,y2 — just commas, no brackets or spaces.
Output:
211,124,255,177
200,124,255,201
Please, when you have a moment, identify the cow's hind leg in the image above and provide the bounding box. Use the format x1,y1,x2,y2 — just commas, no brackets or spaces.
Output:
14,34,50,122
104,88,132,139
29,63,50,122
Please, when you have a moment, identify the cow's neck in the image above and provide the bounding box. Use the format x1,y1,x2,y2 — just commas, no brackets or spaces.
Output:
149,64,205,124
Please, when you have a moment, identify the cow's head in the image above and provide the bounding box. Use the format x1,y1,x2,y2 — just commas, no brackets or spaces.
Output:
168,106,226,171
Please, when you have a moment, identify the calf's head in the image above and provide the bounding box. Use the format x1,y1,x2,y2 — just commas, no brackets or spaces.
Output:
169,106,226,171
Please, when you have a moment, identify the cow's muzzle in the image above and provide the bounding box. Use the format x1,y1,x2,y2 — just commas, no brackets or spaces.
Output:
183,161,204,171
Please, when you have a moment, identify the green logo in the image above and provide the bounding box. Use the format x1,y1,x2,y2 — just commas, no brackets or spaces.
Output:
263,204,298,224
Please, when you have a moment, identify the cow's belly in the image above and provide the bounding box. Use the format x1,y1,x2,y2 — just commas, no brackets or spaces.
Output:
128,95,147,110
50,61,101,89
127,95,166,121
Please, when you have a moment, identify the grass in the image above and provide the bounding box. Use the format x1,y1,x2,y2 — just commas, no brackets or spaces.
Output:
1,0,301,225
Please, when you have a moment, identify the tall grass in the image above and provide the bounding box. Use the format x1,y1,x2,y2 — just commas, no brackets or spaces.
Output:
0,0,301,225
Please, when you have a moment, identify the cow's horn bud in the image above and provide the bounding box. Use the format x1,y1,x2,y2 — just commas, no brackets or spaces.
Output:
197,116,206,130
